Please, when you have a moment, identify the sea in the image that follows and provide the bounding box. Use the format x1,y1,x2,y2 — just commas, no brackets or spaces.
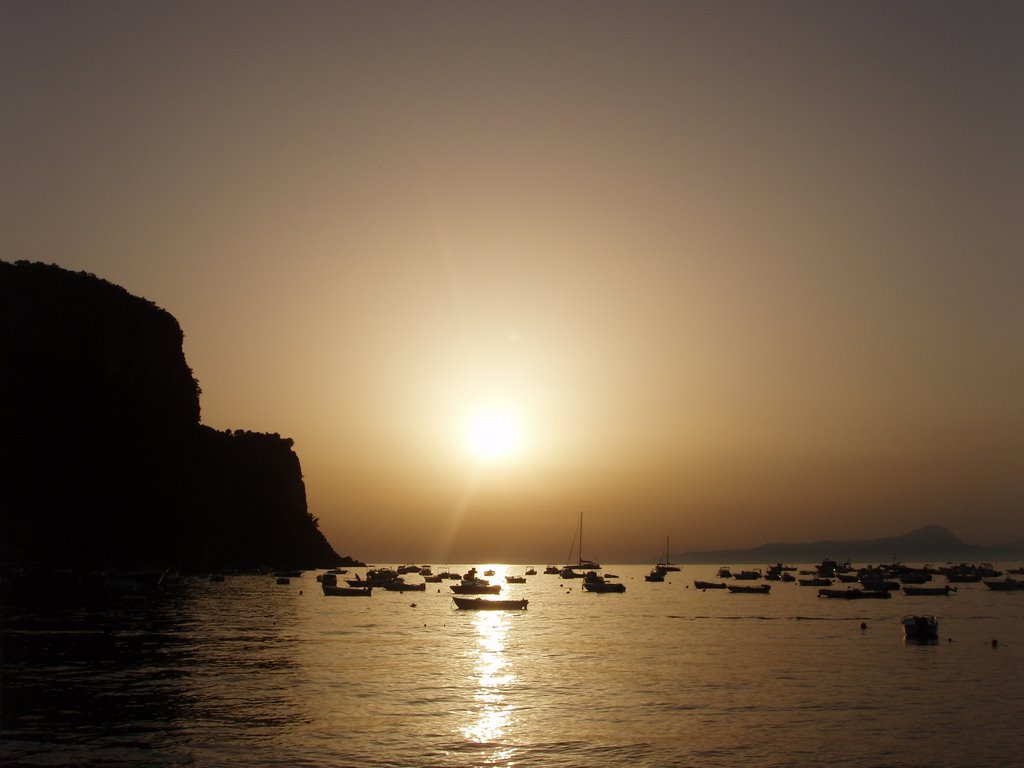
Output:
2,564,1023,768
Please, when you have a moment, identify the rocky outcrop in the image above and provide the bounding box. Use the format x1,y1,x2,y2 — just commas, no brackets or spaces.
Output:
0,260,351,570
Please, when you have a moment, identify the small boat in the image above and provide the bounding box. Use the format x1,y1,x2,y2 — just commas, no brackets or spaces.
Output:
693,580,727,590
382,581,426,592
483,569,496,577
323,584,372,597
983,577,1024,591
525,567,537,575
902,585,956,596
727,583,770,594
505,575,527,584
543,565,560,574
733,569,762,580
859,580,900,591
818,588,890,599
453,597,528,610
902,614,939,641
450,568,501,595
276,576,291,585
560,512,601,571
716,566,733,578
655,536,681,571
798,578,832,587
645,566,667,582
581,571,626,593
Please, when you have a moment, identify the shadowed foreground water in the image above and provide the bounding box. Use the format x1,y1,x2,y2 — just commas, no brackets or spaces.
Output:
3,565,1023,767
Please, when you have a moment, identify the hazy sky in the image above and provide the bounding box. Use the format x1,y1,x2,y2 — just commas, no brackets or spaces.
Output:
3,1,1022,562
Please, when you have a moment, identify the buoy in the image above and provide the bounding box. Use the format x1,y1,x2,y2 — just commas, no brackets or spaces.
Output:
992,638,999,648
411,603,417,608
860,622,868,630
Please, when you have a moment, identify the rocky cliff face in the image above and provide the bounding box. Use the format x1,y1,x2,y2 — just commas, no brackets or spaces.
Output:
0,260,346,570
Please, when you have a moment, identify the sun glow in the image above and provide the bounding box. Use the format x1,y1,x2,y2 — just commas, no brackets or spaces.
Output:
465,408,523,462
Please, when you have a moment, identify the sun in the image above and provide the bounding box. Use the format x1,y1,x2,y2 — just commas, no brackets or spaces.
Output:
465,409,523,462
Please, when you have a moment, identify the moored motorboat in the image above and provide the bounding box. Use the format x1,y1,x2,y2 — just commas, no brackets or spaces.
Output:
727,583,770,594
323,584,372,596
453,596,528,610
818,588,890,599
983,577,1024,591
645,566,667,582
582,571,626,593
450,567,501,594
505,575,527,584
902,614,939,641
902,585,956,596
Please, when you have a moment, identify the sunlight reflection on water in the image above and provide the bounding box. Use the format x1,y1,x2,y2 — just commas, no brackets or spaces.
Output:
461,612,515,747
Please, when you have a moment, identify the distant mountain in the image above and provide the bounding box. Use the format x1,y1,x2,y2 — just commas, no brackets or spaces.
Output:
1,261,356,571
670,525,1024,565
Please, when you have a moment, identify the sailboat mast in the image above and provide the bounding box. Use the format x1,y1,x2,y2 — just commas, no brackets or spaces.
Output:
579,511,584,567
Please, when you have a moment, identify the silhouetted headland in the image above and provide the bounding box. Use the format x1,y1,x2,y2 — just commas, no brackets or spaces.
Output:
1,261,359,572
669,524,1024,565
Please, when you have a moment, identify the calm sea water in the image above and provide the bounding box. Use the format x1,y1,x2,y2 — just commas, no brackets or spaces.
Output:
3,564,1023,767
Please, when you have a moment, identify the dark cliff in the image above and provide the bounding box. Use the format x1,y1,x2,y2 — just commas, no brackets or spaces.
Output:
1,260,348,570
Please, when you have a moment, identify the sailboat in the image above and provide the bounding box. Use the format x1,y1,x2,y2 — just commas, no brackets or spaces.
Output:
561,512,601,575
658,536,681,572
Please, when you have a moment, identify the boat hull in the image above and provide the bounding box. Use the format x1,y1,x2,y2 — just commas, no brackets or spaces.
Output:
452,597,528,610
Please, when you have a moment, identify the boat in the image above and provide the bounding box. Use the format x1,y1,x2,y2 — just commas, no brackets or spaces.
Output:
693,580,727,590
450,567,501,595
817,588,890,599
323,584,372,596
902,614,939,641
655,536,681,571
543,565,560,574
382,580,426,592
732,569,762,580
505,575,527,584
798,577,832,587
346,568,400,587
983,577,1024,591
727,583,770,594
645,566,667,582
716,566,733,578
525,567,537,575
581,571,626,593
902,585,956,596
452,597,528,610
561,511,601,571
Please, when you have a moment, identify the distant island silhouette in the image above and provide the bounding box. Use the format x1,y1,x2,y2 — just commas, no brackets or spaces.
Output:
1,261,358,571
669,524,1024,565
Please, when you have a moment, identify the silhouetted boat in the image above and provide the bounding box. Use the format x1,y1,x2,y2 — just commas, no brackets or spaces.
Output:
323,584,372,596
544,565,560,574
505,575,527,584
562,512,601,571
798,578,832,587
581,571,626,593
450,567,501,594
902,585,956,596
346,568,400,587
817,588,890,599
727,584,770,594
383,580,426,592
645,566,667,582
656,536,681,571
983,577,1024,591
453,597,528,610
902,614,939,641
525,567,537,575
693,580,727,590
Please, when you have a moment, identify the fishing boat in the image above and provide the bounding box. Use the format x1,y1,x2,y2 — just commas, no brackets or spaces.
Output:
581,571,626,593
382,580,426,592
323,584,372,597
505,575,527,584
452,596,528,610
902,614,939,641
543,565,560,574
727,583,770,594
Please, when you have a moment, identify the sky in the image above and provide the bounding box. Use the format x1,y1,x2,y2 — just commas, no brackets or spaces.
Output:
3,1,1022,563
